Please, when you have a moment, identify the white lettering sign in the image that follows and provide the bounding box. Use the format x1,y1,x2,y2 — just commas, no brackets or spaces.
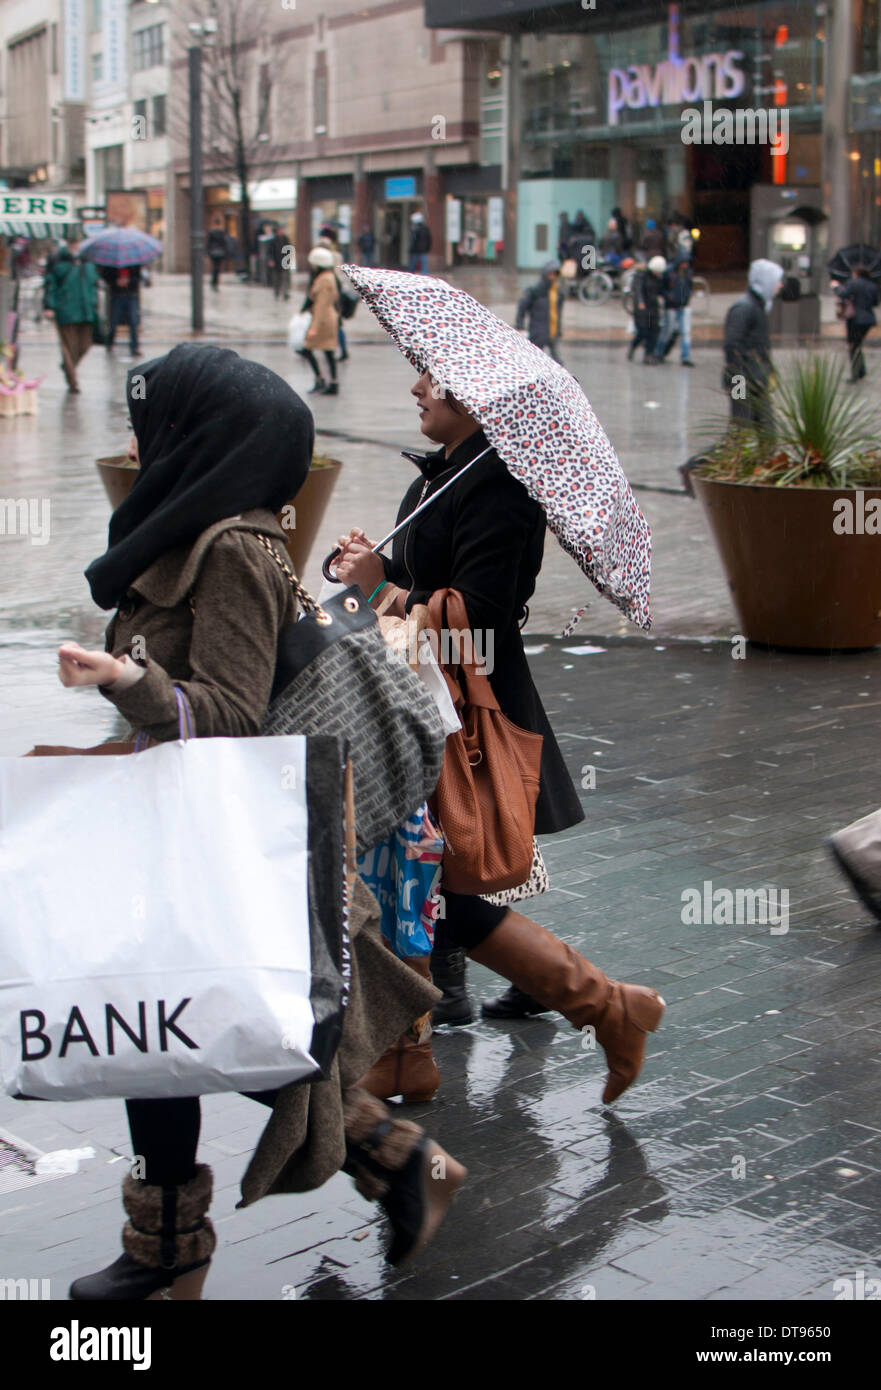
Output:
63,0,85,102
608,50,745,125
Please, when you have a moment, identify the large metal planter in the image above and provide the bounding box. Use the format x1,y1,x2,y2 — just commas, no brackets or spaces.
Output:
693,475,881,649
95,455,342,577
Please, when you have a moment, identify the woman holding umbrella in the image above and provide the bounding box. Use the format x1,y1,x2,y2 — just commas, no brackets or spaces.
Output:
331,269,664,1109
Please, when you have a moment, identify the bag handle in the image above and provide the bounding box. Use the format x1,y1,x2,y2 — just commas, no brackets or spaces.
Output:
133,686,194,752
254,532,332,624
424,588,501,713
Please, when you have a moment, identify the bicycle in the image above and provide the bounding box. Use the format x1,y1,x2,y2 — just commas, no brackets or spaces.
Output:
576,261,636,306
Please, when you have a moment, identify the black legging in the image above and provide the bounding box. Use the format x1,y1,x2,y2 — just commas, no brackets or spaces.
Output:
126,1090,277,1187
434,889,506,953
846,321,871,380
299,348,337,384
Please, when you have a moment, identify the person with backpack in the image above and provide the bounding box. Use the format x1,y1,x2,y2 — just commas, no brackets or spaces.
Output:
408,212,432,274
56,344,466,1298
42,237,99,392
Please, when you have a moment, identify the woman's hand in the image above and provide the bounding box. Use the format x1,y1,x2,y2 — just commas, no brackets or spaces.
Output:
58,643,126,688
334,528,385,595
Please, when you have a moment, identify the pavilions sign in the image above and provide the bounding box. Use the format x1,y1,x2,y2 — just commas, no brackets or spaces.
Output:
608,50,746,126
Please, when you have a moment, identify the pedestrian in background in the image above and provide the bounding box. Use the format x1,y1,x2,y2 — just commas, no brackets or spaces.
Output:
205,218,229,291
296,246,341,395
101,264,141,357
557,211,573,261
357,224,376,266
270,226,291,301
628,255,666,364
640,218,665,258
408,212,432,273
317,223,349,361
723,259,784,432
611,205,632,253
42,237,99,393
515,260,565,363
835,265,879,382
658,258,695,367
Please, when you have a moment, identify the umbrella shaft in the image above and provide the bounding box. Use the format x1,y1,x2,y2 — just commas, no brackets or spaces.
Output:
370,445,493,555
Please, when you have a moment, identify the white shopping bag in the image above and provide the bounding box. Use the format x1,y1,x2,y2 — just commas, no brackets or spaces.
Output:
0,734,349,1101
287,311,311,351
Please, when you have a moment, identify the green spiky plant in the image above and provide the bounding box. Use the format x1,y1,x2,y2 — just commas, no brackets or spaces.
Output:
696,354,881,489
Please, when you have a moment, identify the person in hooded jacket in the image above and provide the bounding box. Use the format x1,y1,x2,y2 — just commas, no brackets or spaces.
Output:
55,344,465,1299
515,261,565,362
297,246,341,394
42,238,99,392
332,371,666,1098
723,259,784,431
835,265,879,381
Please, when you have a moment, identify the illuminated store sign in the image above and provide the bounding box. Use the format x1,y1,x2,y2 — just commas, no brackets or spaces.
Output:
608,51,745,126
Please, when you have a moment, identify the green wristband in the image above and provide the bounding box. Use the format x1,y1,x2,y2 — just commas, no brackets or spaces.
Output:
368,580,387,604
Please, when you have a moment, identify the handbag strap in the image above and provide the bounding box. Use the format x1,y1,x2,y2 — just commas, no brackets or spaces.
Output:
425,587,501,713
254,532,330,621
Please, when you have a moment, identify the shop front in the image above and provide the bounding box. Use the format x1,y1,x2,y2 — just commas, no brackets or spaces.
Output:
428,0,826,272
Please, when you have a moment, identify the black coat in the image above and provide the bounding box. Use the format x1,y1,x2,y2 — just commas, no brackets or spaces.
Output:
840,275,879,327
632,269,663,330
515,275,563,346
723,287,771,389
381,429,584,836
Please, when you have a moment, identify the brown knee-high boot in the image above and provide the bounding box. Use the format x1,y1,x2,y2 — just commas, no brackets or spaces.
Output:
360,953,440,1103
467,911,665,1104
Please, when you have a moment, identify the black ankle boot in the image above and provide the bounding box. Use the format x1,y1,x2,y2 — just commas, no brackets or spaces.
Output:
69,1165,216,1301
430,945,474,1026
481,984,552,1019
343,1087,466,1266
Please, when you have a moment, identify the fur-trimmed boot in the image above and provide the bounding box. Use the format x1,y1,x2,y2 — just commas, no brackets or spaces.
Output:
343,1086,466,1266
69,1165,216,1301
360,955,440,1102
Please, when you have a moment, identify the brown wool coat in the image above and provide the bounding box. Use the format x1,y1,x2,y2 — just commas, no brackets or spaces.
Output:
305,269,340,352
100,507,439,1203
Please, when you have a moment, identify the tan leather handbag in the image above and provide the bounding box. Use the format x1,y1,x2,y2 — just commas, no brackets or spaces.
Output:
426,589,543,895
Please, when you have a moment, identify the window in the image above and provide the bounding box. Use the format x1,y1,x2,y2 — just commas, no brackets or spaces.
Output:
313,53,327,134
92,51,104,85
132,24,165,73
152,94,167,137
133,98,148,138
91,0,102,32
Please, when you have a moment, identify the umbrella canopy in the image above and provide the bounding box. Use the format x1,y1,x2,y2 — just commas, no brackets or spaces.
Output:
79,225,163,268
341,265,651,630
828,243,881,283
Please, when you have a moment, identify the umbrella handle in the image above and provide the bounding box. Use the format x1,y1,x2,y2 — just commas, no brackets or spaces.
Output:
322,548,342,582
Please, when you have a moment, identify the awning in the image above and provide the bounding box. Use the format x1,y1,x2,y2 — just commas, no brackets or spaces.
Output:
0,219,82,238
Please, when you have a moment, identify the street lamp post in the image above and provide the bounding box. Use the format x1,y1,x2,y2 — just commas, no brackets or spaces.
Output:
188,41,204,333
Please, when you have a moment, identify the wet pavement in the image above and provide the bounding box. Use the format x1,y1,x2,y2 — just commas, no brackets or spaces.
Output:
2,270,880,1305
1,637,880,1302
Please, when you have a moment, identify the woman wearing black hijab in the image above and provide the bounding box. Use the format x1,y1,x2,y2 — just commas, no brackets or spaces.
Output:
58,345,465,1299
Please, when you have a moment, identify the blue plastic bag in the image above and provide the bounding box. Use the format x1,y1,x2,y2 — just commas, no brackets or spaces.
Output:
356,804,443,957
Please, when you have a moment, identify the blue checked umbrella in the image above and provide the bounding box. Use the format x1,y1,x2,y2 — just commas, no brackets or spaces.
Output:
79,225,163,268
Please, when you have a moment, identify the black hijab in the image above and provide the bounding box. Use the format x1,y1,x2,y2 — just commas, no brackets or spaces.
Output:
85,344,314,609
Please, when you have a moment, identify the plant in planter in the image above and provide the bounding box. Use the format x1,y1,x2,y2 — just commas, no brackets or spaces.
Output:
95,452,342,577
690,354,881,649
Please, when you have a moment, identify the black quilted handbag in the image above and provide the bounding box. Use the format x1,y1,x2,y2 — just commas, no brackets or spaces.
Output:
256,535,446,854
